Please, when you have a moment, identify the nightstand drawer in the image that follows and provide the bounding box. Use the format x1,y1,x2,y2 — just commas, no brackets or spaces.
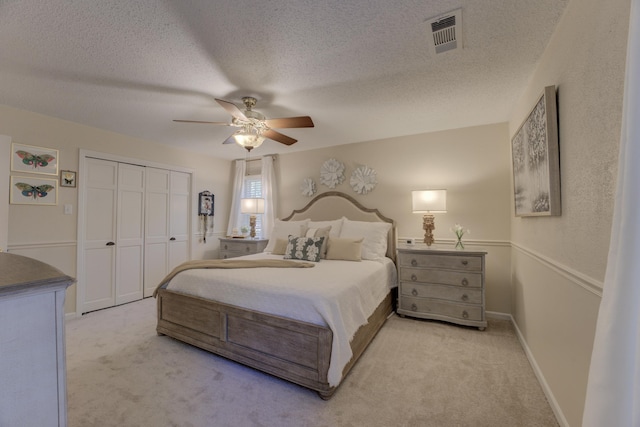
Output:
401,282,482,304
400,297,483,321
221,242,256,253
400,268,482,288
398,253,482,271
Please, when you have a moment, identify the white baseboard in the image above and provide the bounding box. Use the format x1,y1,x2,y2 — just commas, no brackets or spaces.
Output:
509,315,569,427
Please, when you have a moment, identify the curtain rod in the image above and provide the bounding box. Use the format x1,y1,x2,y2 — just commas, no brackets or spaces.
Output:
235,155,277,163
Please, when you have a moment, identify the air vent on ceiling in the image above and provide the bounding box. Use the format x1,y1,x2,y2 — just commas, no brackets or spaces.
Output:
425,8,462,54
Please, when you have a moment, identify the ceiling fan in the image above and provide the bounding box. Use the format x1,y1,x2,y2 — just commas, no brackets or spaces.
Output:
174,96,314,151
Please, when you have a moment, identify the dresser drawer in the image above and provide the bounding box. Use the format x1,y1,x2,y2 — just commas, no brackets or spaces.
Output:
400,268,482,288
400,297,483,322
220,241,256,254
401,282,482,304
398,253,482,271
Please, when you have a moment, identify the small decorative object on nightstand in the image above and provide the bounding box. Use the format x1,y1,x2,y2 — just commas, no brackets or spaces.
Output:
397,246,487,330
219,237,268,259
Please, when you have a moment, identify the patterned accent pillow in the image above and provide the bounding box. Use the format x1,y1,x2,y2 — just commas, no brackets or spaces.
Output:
283,236,325,262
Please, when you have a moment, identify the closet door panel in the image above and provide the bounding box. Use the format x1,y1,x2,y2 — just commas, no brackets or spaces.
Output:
168,171,190,270
144,168,170,297
116,164,145,304
83,159,118,313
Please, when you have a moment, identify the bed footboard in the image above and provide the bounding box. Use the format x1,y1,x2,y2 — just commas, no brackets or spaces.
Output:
156,289,393,398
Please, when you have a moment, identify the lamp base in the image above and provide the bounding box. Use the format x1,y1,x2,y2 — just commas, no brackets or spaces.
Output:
249,215,257,239
422,214,435,246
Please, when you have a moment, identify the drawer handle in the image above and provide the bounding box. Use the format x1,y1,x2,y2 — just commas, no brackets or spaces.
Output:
462,310,469,319
245,246,250,252
411,259,418,267
461,278,469,287
170,237,176,241
106,241,115,246
410,274,417,281
411,303,418,311
461,260,468,266
411,288,418,296
461,294,469,301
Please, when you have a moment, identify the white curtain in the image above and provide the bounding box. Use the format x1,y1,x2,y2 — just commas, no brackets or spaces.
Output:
261,155,277,238
583,2,640,425
226,159,246,236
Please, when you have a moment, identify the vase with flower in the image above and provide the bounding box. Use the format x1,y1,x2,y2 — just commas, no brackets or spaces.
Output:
451,224,469,250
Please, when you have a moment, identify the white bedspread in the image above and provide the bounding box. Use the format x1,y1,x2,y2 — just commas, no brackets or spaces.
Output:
162,252,397,386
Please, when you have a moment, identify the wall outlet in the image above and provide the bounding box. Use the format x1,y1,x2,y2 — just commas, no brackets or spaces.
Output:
401,237,415,245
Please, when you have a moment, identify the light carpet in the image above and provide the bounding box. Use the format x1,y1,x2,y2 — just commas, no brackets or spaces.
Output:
65,297,558,427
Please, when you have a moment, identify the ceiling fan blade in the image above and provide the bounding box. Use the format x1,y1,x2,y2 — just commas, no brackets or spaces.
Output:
215,98,248,121
265,116,314,128
173,119,230,125
222,134,236,145
263,129,297,145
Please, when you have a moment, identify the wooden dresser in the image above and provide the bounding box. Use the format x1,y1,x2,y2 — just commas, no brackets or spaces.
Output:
219,237,268,259
0,252,75,427
396,246,487,330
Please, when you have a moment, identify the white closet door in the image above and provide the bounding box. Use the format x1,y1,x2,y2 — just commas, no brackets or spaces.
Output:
144,168,170,297
169,171,190,269
83,158,118,313
115,164,145,305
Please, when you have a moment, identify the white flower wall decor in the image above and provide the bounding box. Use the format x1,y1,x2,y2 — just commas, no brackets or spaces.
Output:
350,165,378,195
300,178,316,197
319,158,345,189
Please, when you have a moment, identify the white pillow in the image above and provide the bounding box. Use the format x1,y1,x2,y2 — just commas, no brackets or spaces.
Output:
264,219,310,252
307,218,344,237
339,218,392,260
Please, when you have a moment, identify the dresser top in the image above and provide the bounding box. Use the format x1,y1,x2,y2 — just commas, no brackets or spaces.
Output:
0,252,75,296
219,237,268,243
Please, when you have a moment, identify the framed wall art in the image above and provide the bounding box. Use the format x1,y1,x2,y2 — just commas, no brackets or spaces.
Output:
511,85,561,217
10,175,58,205
60,170,77,187
10,143,59,176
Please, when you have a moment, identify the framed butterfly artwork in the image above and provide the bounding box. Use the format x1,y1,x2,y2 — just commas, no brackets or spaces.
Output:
10,143,59,176
60,170,77,188
10,176,58,205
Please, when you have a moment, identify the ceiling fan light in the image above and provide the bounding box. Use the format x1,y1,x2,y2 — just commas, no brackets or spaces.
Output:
233,127,265,151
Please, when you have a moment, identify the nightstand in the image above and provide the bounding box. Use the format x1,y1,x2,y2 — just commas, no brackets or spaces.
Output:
219,237,268,259
396,245,487,330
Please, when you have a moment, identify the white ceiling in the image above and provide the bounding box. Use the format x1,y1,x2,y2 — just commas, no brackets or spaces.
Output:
0,0,569,160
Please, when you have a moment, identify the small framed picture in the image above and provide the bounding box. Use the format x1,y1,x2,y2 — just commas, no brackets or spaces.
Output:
10,143,59,176
10,175,58,205
60,170,77,187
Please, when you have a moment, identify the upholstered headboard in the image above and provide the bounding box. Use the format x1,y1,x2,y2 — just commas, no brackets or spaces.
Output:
282,191,397,260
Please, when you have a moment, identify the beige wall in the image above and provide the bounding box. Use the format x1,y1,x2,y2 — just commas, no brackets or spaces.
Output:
0,104,233,314
277,123,514,314
508,0,630,424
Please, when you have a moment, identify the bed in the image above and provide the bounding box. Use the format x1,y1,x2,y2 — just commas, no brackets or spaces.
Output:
155,191,397,399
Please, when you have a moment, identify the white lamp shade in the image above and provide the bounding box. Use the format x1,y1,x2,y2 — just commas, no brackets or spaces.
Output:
412,190,447,213
240,198,265,214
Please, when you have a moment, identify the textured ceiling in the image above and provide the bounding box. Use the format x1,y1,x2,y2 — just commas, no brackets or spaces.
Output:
0,0,569,160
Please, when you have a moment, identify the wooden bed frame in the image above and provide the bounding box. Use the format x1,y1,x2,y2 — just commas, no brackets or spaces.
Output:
156,191,397,399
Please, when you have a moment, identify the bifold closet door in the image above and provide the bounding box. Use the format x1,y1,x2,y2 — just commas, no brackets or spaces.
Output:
83,159,145,312
143,169,191,297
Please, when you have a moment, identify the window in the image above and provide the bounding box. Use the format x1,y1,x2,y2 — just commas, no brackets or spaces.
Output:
242,174,263,237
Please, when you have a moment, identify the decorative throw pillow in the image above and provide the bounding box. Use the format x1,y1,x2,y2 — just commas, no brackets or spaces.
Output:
299,225,332,258
307,218,343,237
339,218,392,260
283,236,325,262
271,238,290,255
326,237,364,261
264,219,310,252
